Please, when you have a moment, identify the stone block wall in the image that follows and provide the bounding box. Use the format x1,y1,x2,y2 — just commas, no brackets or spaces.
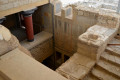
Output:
77,25,119,60
76,9,98,34
30,38,53,62
0,0,42,11
53,0,120,55
54,4,75,54
33,4,53,33
97,14,119,28
54,1,98,54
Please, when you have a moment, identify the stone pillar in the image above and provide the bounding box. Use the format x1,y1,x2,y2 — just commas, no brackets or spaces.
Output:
21,8,37,42
117,0,120,13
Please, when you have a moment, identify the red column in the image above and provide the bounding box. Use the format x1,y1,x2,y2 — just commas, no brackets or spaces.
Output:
24,15,34,42
21,8,37,42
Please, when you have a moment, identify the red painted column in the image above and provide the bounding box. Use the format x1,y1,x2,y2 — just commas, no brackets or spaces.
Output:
21,8,37,42
24,15,34,42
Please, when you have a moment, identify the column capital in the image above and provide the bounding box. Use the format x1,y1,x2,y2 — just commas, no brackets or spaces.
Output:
0,17,6,24
21,7,38,17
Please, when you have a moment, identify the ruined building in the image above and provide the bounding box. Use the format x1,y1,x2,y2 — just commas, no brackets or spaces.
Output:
0,0,120,80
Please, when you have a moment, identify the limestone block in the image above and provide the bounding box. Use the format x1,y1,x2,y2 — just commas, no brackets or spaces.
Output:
21,31,53,50
18,45,33,57
61,9,66,18
30,38,53,62
29,0,38,3
19,0,29,6
89,12,98,18
0,0,46,12
56,53,95,80
77,25,118,60
0,35,20,56
107,20,114,25
77,41,97,60
13,1,20,8
97,59,120,78
107,19,117,28
0,34,3,40
84,11,89,17
3,3,14,10
97,15,119,28
78,11,83,16
9,0,16,3
0,25,34,57
0,0,9,5
0,25,11,41
0,48,68,80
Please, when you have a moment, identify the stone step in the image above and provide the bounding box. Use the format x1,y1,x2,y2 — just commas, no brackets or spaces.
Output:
56,53,95,80
106,46,120,58
83,74,100,80
92,67,119,80
97,60,120,78
101,52,120,67
106,39,120,58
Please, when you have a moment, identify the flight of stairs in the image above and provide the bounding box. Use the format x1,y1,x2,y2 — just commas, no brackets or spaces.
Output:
83,38,120,80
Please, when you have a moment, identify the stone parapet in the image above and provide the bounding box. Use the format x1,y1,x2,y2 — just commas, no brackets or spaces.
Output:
77,25,118,60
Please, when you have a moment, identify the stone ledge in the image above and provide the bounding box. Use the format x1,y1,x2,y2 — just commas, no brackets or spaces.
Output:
97,60,120,78
20,31,53,50
56,53,95,80
101,52,120,67
92,67,118,80
0,0,49,18
78,25,118,60
0,48,68,80
106,38,120,57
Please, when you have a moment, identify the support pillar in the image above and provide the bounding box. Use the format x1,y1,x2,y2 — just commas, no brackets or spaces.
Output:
21,8,37,42
0,17,6,24
117,0,120,13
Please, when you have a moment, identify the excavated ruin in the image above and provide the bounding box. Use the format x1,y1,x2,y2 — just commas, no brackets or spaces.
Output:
0,0,120,80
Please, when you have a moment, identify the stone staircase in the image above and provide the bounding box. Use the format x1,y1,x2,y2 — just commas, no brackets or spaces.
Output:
56,24,119,80
84,38,120,80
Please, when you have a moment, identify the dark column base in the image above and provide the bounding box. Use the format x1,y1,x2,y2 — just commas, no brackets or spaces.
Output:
27,39,34,42
0,17,6,24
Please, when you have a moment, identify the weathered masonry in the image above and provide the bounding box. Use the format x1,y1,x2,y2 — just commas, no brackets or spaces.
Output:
0,0,120,80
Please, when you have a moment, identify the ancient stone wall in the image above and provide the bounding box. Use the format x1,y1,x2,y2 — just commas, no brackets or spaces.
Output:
30,38,53,62
54,6,75,54
53,0,120,55
20,31,54,62
0,25,32,57
33,4,53,33
0,0,42,11
54,1,97,54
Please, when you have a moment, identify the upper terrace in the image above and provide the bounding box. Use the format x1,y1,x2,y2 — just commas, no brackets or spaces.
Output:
60,0,120,13
0,0,53,18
